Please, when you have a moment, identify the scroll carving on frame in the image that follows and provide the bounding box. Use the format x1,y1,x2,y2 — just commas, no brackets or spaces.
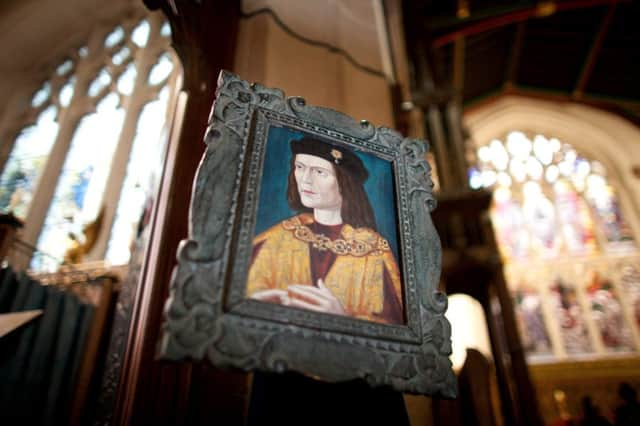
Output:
159,71,456,397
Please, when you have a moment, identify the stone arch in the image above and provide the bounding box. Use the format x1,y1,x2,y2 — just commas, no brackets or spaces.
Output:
464,96,640,240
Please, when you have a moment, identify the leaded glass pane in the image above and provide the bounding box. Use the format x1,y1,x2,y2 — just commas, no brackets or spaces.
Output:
104,26,125,48
586,270,633,351
0,106,59,219
585,175,635,249
112,46,131,66
117,63,137,96
545,164,559,183
32,94,124,271
522,182,560,259
481,169,496,187
549,278,592,354
532,134,554,166
491,188,529,260
474,129,639,360
468,167,482,190
58,77,76,108
488,139,509,171
131,20,150,47
506,131,532,161
160,21,171,37
148,53,173,85
88,68,112,97
56,59,73,76
105,87,171,264
514,285,552,356
509,157,526,183
525,156,543,180
31,82,50,108
554,180,596,255
472,132,636,258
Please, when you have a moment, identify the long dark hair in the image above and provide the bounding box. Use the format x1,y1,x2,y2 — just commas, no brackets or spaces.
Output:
286,156,377,230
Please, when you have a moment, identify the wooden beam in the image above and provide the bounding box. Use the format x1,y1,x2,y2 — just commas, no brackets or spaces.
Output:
573,4,617,98
452,0,468,93
432,0,625,48
504,21,526,89
452,36,465,94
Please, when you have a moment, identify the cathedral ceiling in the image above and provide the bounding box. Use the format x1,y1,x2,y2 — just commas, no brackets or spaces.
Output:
2,1,639,126
0,0,142,108
403,0,640,124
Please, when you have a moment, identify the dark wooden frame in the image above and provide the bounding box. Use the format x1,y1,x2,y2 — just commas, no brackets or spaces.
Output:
158,71,455,397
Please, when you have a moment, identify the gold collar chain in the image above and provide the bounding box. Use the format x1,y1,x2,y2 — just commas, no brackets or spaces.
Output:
282,219,390,257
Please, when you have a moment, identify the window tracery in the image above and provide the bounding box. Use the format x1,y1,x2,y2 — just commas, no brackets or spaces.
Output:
471,130,639,360
0,12,180,271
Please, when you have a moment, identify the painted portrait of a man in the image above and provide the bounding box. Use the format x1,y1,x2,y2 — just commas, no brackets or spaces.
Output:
245,127,405,325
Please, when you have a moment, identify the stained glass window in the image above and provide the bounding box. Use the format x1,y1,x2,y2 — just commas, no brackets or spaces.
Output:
471,132,636,259
31,82,51,108
112,47,131,66
88,68,112,97
104,26,125,48
117,63,137,96
58,77,76,108
491,187,529,260
586,270,633,351
32,94,125,271
148,53,174,85
160,21,171,37
471,130,639,360
554,179,596,255
56,59,73,76
549,277,592,354
585,174,635,249
105,87,172,264
132,20,151,48
522,182,561,259
513,284,552,355
0,13,179,271
0,106,59,219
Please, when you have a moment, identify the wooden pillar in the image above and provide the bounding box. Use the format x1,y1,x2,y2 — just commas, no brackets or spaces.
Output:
433,191,544,426
492,267,543,426
482,265,544,426
481,283,518,426
113,1,243,425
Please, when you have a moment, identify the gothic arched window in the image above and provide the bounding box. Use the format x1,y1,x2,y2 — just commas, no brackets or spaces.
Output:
0,12,180,272
470,130,639,360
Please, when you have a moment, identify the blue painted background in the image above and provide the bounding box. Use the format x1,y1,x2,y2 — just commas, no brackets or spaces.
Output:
254,126,400,259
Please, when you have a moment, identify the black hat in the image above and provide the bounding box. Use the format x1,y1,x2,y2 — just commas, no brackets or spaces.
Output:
290,137,368,183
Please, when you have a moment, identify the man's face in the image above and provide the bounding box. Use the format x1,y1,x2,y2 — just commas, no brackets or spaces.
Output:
294,154,342,210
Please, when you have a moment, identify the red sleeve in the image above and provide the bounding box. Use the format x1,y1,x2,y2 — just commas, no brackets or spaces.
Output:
250,240,266,267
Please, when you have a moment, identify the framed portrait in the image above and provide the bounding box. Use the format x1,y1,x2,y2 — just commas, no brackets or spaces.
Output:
159,71,456,397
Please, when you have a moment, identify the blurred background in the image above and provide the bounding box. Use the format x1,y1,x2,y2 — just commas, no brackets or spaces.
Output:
0,1,639,425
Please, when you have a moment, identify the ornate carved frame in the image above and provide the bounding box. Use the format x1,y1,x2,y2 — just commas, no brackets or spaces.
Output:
159,71,456,397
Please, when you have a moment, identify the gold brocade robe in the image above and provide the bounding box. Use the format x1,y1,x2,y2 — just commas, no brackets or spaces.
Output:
246,214,403,324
